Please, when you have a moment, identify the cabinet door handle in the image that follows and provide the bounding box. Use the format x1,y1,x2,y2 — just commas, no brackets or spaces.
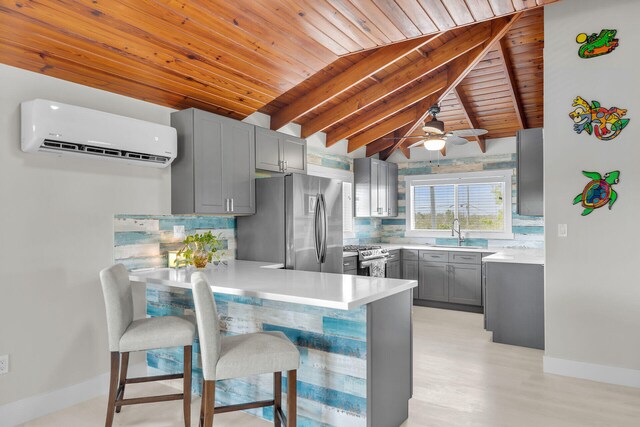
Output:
225,198,229,212
230,198,234,212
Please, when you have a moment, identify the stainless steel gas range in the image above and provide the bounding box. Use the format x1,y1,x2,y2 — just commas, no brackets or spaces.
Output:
343,245,389,277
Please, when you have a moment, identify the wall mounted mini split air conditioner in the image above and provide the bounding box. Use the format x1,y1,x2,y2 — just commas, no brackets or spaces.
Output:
21,99,177,168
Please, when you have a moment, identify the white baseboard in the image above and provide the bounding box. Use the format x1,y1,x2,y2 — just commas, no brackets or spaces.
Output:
544,356,640,388
0,363,147,427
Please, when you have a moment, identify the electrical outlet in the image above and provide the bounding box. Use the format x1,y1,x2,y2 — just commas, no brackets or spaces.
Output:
0,355,8,375
184,309,195,316
173,225,186,240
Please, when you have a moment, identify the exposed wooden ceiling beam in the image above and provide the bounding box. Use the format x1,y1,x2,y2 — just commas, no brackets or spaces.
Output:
453,87,486,153
381,13,523,159
302,22,492,138
269,34,440,131
497,38,527,130
326,71,447,147
347,109,416,153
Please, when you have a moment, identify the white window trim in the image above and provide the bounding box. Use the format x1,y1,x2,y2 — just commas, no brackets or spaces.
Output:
307,164,356,238
404,170,515,240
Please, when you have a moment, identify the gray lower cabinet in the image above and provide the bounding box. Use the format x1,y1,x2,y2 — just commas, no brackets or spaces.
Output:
386,250,401,279
485,262,544,349
343,256,357,275
402,260,418,281
414,250,483,307
448,263,482,306
255,127,307,174
171,109,255,215
419,262,449,302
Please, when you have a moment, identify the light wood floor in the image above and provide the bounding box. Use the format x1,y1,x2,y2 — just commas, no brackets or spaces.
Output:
23,306,640,426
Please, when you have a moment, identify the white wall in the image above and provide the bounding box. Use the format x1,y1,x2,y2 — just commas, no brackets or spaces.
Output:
0,64,173,408
544,0,640,386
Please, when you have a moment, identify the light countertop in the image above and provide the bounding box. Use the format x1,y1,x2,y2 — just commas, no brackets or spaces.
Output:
482,248,544,265
342,243,543,265
130,260,417,310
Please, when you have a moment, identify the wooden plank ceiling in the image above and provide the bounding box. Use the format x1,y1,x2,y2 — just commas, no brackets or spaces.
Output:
0,0,553,158
264,6,546,158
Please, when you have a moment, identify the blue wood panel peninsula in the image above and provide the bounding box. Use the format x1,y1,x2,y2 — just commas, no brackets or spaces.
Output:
131,263,415,427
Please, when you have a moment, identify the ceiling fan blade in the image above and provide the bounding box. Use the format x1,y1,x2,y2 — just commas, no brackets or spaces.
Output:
445,135,470,145
449,128,488,137
407,140,426,149
381,136,426,140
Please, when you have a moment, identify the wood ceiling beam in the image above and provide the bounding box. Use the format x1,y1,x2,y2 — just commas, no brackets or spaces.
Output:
346,109,416,153
496,38,527,130
269,34,440,131
453,87,486,153
326,71,447,146
302,22,492,138
381,13,523,159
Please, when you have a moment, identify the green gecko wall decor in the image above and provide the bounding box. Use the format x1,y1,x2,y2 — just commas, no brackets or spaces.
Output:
576,29,619,58
573,170,620,216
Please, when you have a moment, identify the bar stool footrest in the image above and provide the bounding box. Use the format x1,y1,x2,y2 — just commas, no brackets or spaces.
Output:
117,393,184,406
214,399,275,414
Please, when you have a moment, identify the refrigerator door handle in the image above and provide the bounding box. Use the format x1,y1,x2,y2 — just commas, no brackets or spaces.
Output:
320,194,328,263
313,193,321,263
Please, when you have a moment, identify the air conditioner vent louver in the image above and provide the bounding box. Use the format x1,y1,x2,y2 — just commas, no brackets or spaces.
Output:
42,139,171,164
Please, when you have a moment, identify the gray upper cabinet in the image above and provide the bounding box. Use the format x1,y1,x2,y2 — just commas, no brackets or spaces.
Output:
387,162,398,217
517,128,543,216
171,109,255,215
255,127,307,174
354,158,398,217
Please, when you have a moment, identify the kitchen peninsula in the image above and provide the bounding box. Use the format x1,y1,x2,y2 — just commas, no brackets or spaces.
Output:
130,260,417,427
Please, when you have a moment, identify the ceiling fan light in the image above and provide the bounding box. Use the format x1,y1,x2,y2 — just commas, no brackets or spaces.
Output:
424,138,446,151
422,118,444,134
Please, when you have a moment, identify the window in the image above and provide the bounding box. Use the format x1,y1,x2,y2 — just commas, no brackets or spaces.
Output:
406,170,514,239
307,164,355,238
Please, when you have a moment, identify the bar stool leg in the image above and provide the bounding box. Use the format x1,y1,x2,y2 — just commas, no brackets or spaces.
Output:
183,345,192,427
287,370,297,427
115,352,129,413
203,380,216,427
105,352,120,427
274,372,282,427
200,380,206,427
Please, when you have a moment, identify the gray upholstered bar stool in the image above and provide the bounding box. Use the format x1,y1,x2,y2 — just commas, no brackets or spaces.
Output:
191,272,300,427
99,264,196,427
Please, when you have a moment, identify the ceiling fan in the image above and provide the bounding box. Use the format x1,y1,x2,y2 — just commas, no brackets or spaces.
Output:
384,105,488,151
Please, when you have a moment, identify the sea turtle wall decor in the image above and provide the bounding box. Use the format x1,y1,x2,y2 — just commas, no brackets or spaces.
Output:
573,170,620,216
569,96,630,141
576,29,619,59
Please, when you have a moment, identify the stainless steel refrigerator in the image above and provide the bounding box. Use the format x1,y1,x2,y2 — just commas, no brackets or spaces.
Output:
237,174,343,273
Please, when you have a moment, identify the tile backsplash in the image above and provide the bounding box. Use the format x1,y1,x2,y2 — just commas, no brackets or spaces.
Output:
114,215,236,270
381,153,544,249
114,150,542,269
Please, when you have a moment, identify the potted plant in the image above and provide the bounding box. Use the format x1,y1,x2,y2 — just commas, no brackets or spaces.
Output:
176,231,223,269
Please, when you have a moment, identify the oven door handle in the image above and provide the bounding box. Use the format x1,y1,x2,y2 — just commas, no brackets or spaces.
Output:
360,258,389,267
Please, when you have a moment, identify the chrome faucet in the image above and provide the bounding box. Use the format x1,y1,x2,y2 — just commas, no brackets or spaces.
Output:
451,218,465,246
